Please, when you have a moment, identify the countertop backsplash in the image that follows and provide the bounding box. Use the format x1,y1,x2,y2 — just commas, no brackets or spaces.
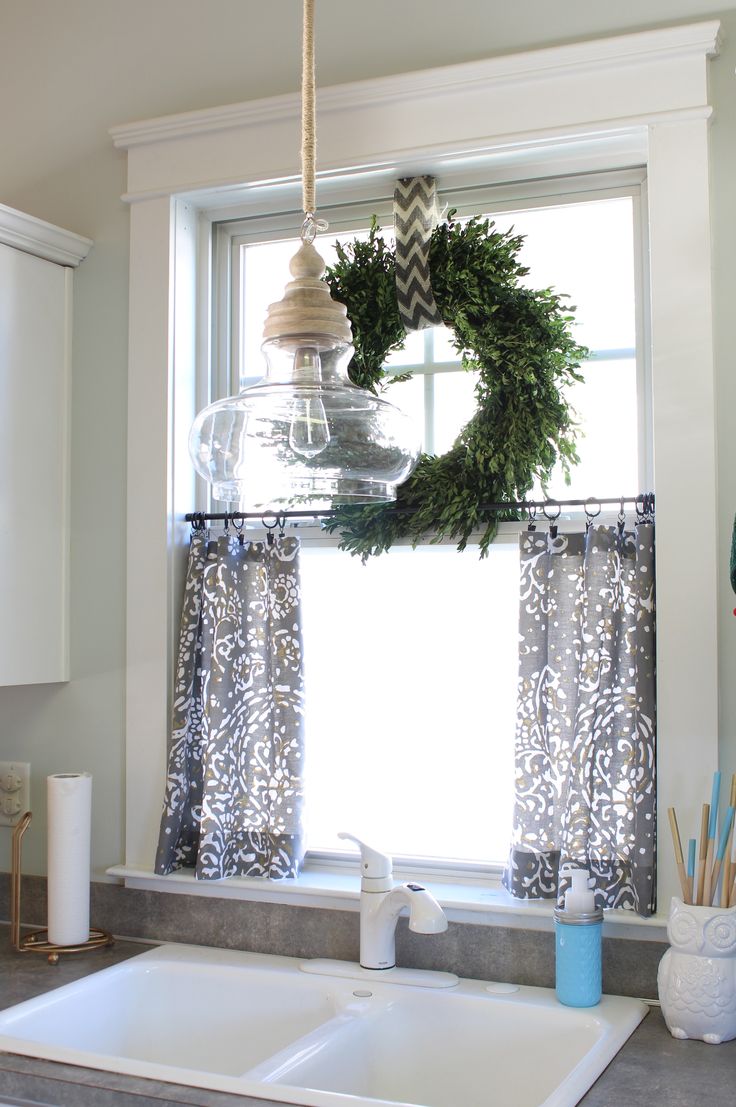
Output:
0,873,664,1000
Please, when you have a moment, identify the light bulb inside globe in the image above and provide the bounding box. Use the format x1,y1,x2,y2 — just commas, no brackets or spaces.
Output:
287,347,331,459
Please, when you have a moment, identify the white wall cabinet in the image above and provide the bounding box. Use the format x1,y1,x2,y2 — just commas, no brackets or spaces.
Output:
0,203,91,685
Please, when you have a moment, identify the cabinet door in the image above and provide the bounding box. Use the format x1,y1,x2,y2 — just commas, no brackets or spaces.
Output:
0,242,69,684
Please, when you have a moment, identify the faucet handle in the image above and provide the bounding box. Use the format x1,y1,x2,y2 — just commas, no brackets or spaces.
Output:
337,832,393,886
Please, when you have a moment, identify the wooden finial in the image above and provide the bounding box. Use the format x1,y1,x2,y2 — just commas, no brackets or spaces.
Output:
262,242,353,346
289,241,326,280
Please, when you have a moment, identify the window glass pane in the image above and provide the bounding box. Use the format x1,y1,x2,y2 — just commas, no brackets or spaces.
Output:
486,197,636,353
433,370,480,455
242,237,299,385
383,373,426,450
431,326,462,364
533,357,639,501
300,542,518,864
384,329,424,368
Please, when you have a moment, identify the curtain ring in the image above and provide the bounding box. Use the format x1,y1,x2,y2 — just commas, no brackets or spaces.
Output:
527,503,537,532
277,513,287,538
584,497,601,532
635,493,655,524
231,512,246,545
262,512,278,547
543,499,560,539
617,496,626,535
190,512,206,532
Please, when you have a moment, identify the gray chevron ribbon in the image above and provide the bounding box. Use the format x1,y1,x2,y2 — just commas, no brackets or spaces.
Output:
394,176,444,333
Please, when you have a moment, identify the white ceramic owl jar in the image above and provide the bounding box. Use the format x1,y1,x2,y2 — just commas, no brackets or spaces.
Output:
657,898,736,1044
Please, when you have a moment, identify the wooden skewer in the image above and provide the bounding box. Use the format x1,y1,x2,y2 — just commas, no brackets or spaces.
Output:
703,839,715,905
668,807,690,903
696,803,710,906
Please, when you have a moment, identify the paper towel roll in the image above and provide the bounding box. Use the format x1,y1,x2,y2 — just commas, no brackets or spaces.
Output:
47,772,92,945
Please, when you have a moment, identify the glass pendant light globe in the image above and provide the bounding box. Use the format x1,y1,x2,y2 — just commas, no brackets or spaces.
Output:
189,242,420,511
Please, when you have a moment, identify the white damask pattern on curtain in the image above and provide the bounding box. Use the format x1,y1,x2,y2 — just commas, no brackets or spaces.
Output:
502,521,656,916
155,530,305,880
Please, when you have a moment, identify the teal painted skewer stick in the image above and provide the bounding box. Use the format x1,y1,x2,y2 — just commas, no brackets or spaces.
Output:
717,807,735,861
707,804,734,905
687,838,696,903
703,772,722,905
687,838,696,876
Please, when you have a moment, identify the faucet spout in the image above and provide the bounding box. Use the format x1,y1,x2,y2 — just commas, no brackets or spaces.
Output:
383,883,448,935
361,882,447,970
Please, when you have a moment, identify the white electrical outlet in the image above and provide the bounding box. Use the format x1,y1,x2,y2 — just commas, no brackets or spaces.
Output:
0,761,31,826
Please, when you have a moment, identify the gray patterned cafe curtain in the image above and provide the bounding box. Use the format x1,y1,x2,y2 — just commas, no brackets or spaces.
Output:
155,530,305,881
502,522,656,916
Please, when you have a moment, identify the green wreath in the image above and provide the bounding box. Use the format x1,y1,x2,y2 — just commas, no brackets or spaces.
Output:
322,213,588,560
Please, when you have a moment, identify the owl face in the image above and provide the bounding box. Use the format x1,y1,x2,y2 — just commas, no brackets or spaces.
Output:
668,898,736,956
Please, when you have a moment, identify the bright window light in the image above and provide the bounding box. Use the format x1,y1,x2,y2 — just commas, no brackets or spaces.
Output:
300,542,518,863
497,197,636,353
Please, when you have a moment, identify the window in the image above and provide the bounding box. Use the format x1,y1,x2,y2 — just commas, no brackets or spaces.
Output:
214,177,646,866
117,23,720,923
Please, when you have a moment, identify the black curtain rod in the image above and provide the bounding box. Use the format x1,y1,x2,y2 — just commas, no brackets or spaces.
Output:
185,492,654,526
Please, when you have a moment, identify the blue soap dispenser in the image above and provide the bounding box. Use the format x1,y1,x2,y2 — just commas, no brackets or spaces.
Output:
554,866,603,1007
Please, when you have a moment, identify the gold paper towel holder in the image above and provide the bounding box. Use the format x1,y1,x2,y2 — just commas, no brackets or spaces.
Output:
11,811,113,964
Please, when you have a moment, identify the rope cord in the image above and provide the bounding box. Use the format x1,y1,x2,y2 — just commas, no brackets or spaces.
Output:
301,0,316,218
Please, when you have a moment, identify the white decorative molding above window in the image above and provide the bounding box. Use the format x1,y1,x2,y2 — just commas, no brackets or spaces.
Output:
115,20,720,920
111,20,719,202
111,18,720,156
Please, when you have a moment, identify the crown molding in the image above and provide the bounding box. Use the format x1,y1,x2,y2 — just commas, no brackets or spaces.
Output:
110,20,720,151
0,203,93,267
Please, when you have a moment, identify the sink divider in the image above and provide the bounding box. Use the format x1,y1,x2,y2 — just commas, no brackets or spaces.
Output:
241,999,384,1084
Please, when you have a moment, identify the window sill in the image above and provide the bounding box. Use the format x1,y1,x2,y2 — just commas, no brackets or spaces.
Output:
106,863,668,943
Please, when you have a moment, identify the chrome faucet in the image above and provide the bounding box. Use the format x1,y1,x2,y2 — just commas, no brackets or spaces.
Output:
338,832,448,970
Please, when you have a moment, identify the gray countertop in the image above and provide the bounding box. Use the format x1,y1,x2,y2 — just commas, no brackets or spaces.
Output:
0,930,734,1107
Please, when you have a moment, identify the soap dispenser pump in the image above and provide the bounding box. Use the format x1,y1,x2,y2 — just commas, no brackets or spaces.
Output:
554,865,603,1007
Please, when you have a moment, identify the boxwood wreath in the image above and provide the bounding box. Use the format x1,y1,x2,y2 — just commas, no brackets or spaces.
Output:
322,213,589,560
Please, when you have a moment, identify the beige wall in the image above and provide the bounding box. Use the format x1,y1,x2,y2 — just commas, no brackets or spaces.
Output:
0,0,734,877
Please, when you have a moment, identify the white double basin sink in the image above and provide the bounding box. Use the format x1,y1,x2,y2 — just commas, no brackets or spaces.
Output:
0,943,647,1107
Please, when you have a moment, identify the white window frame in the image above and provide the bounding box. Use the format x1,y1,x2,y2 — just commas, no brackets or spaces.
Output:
110,21,721,939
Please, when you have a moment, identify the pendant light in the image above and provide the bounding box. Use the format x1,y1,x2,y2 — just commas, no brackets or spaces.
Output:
189,0,420,510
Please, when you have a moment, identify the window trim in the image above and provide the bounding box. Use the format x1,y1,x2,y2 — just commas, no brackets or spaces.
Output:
114,21,721,931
